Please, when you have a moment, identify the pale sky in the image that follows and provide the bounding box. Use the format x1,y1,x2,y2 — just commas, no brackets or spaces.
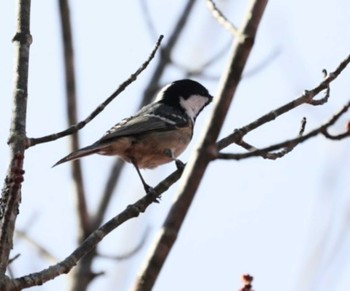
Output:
1,1,350,291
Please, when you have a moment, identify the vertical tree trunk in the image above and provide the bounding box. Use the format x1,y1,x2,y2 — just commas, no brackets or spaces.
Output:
0,0,32,276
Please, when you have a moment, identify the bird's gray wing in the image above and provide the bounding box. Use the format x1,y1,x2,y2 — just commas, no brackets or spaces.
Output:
97,102,189,144
97,115,175,144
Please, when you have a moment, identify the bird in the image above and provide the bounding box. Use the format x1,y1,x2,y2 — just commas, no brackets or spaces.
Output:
53,79,213,193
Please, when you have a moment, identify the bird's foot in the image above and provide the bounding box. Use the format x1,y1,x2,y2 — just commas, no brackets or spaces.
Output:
175,159,185,170
144,184,161,203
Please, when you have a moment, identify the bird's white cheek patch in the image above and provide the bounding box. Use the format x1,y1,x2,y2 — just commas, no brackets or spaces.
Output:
180,95,209,120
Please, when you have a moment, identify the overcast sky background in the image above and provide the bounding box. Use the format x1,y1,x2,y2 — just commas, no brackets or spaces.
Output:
1,1,350,291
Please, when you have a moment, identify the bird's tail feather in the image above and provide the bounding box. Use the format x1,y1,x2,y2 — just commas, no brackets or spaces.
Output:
52,144,101,167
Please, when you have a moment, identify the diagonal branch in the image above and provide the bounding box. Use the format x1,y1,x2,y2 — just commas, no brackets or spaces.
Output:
132,1,268,290
9,168,183,290
26,35,164,148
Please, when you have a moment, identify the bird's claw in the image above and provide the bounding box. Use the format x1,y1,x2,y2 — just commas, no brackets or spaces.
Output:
144,185,161,203
175,159,185,170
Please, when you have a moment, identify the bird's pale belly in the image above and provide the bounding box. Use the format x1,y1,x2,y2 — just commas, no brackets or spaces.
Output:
98,127,192,169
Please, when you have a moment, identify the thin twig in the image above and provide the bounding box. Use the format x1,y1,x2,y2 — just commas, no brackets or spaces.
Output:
27,35,164,148
216,54,350,151
308,69,330,105
235,117,307,160
206,0,239,37
216,101,350,160
7,254,20,279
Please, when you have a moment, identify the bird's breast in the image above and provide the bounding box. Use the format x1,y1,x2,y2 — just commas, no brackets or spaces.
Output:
127,127,192,169
97,127,193,169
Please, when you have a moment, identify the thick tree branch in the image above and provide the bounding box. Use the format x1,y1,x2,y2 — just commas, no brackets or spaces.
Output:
0,0,32,278
26,35,164,148
132,1,268,290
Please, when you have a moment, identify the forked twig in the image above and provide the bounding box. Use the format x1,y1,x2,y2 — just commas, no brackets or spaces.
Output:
206,0,239,37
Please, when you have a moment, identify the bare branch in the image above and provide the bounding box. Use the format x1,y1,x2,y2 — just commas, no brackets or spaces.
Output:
132,1,268,290
0,0,32,276
216,101,350,160
7,254,20,279
9,169,182,290
321,128,350,140
235,117,307,160
206,0,239,37
8,254,20,266
307,69,330,106
216,53,350,151
236,139,294,160
26,35,164,148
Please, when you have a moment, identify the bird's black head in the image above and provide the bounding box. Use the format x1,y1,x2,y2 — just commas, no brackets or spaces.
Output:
160,79,212,103
157,79,213,120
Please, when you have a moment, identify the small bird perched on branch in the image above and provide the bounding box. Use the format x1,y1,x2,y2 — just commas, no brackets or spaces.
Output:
53,79,213,193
